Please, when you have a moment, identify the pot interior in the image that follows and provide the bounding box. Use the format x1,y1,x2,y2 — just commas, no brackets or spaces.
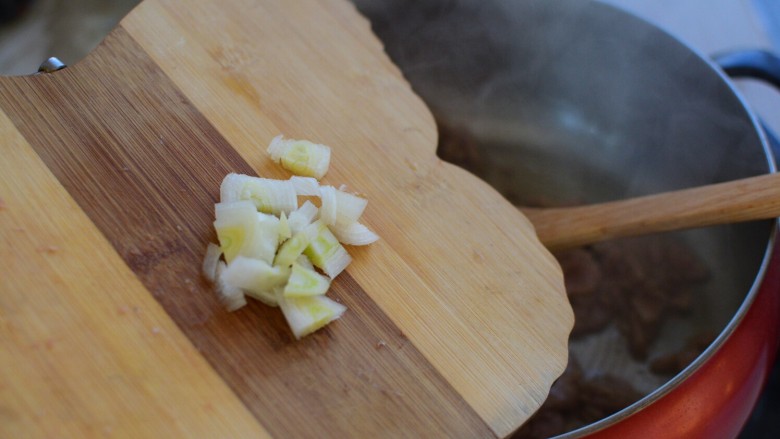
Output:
354,0,776,436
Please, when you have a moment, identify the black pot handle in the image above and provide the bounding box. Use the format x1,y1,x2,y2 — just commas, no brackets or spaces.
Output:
715,50,780,89
713,49,780,158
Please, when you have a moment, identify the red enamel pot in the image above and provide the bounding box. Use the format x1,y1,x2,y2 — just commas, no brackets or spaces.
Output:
354,0,780,437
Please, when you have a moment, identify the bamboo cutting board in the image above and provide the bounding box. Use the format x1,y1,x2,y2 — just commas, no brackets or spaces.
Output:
0,0,573,437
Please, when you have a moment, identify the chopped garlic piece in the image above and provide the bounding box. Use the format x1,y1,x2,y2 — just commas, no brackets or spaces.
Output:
268,135,331,179
319,185,337,226
213,200,259,264
290,176,320,196
330,221,379,246
296,254,315,270
274,221,319,268
220,173,297,215
213,201,280,264
202,242,222,282
214,199,256,220
215,261,247,311
287,200,319,235
283,263,331,297
252,212,281,264
319,185,368,227
276,291,346,339
278,212,292,243
304,220,352,278
220,256,290,307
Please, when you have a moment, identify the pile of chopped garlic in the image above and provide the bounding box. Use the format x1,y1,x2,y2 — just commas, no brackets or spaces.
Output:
202,135,379,339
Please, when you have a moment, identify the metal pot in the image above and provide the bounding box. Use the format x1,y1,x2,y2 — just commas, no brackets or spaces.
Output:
353,0,780,437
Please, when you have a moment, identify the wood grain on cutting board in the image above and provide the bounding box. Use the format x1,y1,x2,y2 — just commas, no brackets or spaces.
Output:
0,88,268,438
0,0,573,437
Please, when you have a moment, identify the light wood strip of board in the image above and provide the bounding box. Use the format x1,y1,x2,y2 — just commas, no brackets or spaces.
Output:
0,100,269,438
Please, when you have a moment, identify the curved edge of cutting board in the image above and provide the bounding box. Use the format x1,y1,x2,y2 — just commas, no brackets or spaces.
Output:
0,0,574,437
118,0,574,436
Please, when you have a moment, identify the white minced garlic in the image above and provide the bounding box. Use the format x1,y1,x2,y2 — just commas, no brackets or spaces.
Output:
268,135,331,180
203,135,378,339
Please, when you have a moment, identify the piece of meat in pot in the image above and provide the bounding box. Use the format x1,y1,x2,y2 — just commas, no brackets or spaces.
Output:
555,248,612,336
592,236,710,359
513,358,644,439
650,331,718,376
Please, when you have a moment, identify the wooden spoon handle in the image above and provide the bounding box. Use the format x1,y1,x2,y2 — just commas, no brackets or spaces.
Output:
522,172,780,251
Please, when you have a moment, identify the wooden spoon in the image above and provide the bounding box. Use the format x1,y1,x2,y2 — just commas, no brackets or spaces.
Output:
523,172,780,251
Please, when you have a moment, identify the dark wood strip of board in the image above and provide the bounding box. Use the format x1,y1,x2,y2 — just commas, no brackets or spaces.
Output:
0,26,493,438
